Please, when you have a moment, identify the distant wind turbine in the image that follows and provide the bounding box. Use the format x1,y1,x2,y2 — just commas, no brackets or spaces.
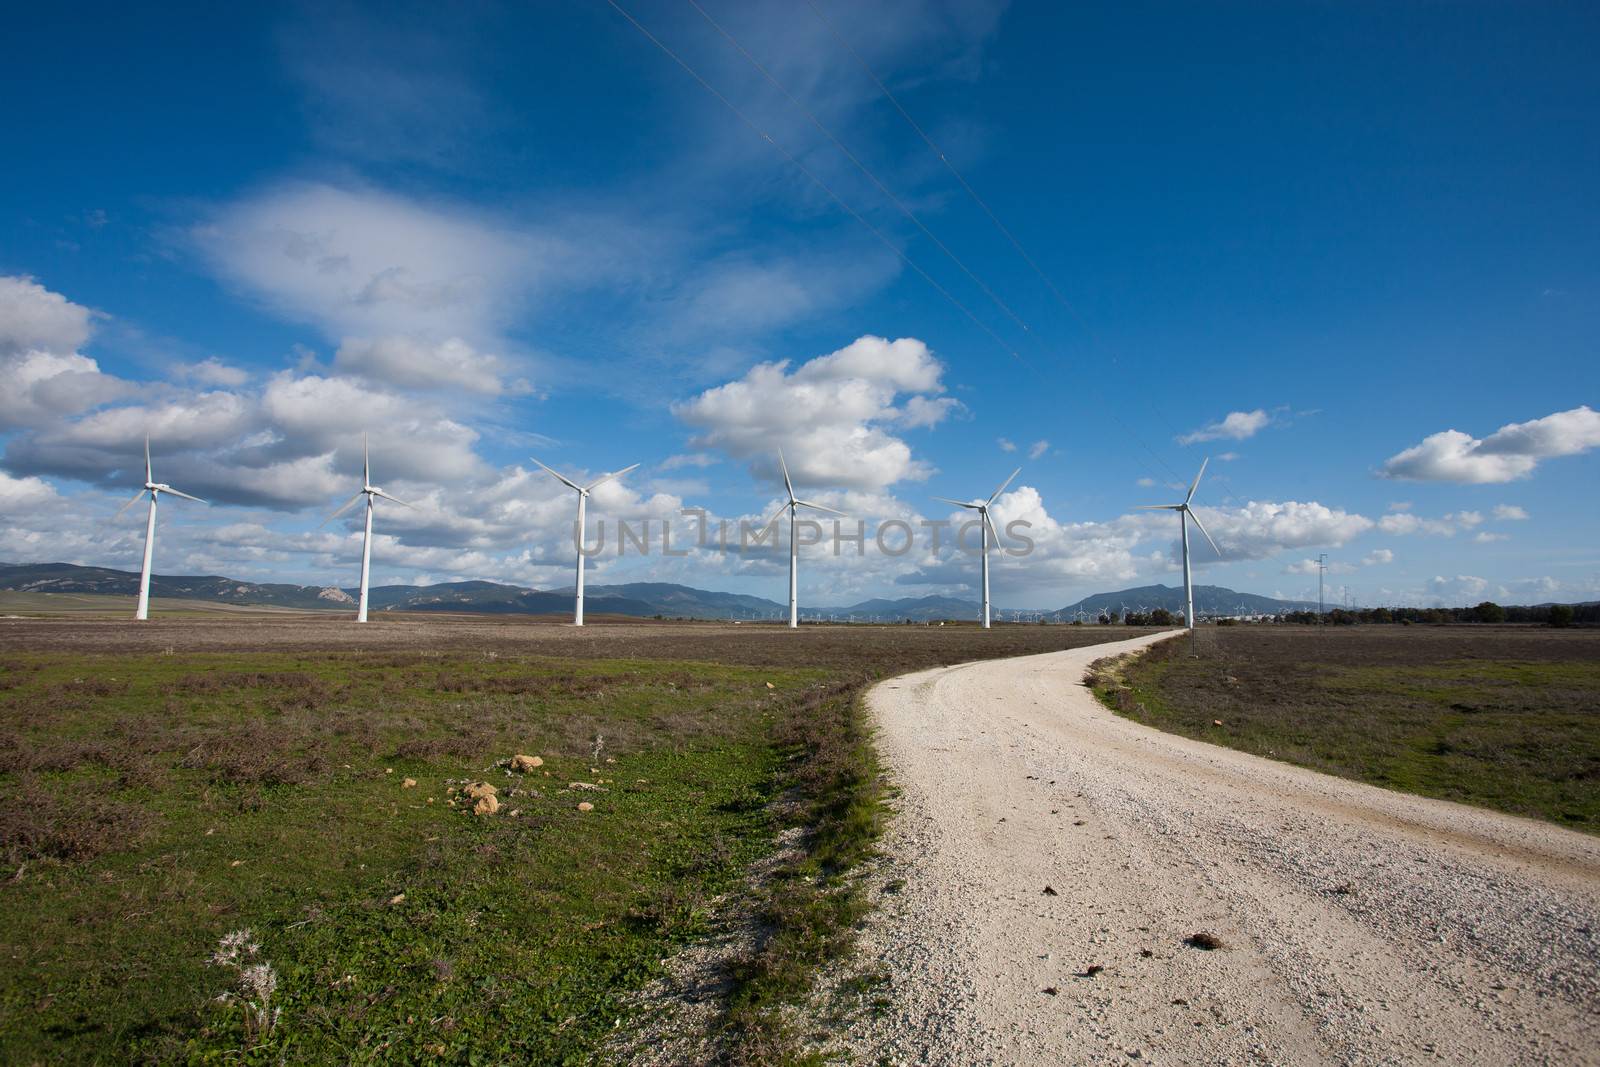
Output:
767,449,844,629
933,467,1020,629
1137,458,1222,631
323,434,412,624
114,436,206,621
533,456,639,626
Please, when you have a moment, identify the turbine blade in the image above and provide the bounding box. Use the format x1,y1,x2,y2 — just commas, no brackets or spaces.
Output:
530,457,582,493
373,489,413,508
1185,457,1209,505
795,498,846,517
987,466,1022,505
321,491,364,527
932,495,980,509
765,501,790,529
1134,504,1183,510
584,462,640,492
777,448,795,501
162,487,207,504
1187,506,1222,556
982,506,1000,545
363,432,370,486
113,488,147,520
144,435,152,484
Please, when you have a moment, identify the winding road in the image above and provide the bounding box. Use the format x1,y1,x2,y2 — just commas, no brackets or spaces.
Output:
846,632,1600,1065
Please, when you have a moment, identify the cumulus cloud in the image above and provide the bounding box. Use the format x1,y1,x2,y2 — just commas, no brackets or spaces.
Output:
178,357,252,388
0,276,131,429
1195,500,1374,561
997,437,1016,452
673,336,954,490
1363,548,1394,565
1378,512,1458,537
1380,406,1600,483
0,275,93,355
1493,504,1529,521
333,336,508,394
1028,439,1050,460
1177,409,1270,445
1474,531,1509,544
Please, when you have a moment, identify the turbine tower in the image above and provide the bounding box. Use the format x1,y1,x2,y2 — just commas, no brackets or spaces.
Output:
1138,458,1222,631
532,456,639,626
324,435,413,623
115,436,206,621
767,449,843,629
933,467,1020,629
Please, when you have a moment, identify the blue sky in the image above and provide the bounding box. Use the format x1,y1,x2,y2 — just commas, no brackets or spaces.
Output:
2,0,1597,609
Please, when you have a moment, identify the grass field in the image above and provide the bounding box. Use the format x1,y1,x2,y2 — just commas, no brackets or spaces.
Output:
0,615,1144,1064
1092,626,1600,831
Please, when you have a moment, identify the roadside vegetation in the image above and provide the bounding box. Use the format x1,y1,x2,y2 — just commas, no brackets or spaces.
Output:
1090,626,1600,831
0,616,1139,1063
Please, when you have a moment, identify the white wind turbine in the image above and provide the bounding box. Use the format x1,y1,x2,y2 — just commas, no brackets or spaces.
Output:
1138,458,1222,630
532,457,639,626
767,449,844,629
933,467,1020,629
114,436,206,621
323,434,412,624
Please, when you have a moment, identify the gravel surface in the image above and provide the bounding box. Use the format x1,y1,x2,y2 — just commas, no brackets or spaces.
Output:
845,632,1600,1065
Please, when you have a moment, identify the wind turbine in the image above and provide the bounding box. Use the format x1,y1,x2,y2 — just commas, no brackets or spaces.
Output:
114,436,206,621
324,435,413,624
933,467,1020,629
1138,458,1222,631
767,449,843,629
532,456,639,626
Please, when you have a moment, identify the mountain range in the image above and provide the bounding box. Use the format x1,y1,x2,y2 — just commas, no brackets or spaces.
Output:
0,562,1324,621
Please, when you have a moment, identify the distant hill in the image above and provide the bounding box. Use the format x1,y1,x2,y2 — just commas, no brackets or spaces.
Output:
1052,584,1320,619
365,580,662,618
0,565,1326,623
0,562,352,610
830,594,981,622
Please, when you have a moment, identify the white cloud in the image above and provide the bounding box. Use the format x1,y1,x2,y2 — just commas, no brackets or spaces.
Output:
1136,477,1156,488
0,276,130,429
997,437,1016,452
659,452,718,471
1377,513,1457,537
1493,504,1529,521
1362,548,1394,566
1380,406,1600,483
193,182,557,344
1197,500,1374,561
1474,531,1509,544
178,357,251,388
1388,501,1412,512
673,336,953,490
1426,575,1489,604
1448,510,1484,528
1177,408,1270,445
0,471,59,511
0,275,93,355
1028,439,1050,460
333,335,507,394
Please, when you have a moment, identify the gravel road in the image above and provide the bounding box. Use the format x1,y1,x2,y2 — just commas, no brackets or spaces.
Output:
845,632,1600,1065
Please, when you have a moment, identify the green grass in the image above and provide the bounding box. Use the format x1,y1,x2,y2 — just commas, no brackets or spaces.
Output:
0,650,822,1063
1090,628,1600,831
1,620,1144,1064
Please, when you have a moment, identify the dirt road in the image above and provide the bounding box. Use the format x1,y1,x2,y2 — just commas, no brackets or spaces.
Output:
846,632,1600,1065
